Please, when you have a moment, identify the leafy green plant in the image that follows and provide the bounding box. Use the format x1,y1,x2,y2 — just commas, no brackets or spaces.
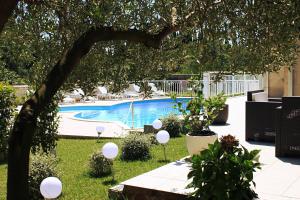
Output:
0,66,26,85
161,114,182,137
0,82,16,161
121,132,151,161
204,93,227,117
89,151,113,177
173,91,226,136
148,133,159,145
29,153,60,200
187,135,261,200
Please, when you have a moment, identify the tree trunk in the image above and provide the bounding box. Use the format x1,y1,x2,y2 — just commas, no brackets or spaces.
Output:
6,26,177,200
7,100,37,199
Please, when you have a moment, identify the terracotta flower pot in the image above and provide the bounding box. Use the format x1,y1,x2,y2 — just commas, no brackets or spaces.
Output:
186,134,218,155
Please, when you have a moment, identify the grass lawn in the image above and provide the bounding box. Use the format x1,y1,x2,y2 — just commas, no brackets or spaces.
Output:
0,163,6,200
0,136,188,200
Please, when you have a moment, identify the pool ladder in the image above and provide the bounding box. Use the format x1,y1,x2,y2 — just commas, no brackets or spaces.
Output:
125,100,134,129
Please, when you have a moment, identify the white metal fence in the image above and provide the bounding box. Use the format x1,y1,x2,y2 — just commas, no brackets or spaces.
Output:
148,79,261,97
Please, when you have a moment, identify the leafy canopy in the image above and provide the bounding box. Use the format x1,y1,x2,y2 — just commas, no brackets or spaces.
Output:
0,0,299,90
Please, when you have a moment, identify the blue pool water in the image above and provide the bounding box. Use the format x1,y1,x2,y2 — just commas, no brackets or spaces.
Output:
59,98,190,128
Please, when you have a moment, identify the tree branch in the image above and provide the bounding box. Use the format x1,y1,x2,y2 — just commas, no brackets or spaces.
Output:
28,25,177,113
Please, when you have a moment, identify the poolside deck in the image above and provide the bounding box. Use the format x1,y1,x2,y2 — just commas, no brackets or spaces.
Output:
58,99,142,138
58,97,186,138
58,112,130,138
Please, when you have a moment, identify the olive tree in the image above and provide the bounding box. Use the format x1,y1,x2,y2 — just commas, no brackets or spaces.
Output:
0,1,299,200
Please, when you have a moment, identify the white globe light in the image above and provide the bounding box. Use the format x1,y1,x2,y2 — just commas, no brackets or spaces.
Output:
156,130,170,144
152,119,162,129
40,177,62,199
102,142,118,159
96,126,105,133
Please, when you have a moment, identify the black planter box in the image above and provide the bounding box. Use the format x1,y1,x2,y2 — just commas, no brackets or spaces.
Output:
275,97,300,157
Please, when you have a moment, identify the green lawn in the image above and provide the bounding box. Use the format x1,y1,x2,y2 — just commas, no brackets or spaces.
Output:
0,137,188,200
0,163,6,200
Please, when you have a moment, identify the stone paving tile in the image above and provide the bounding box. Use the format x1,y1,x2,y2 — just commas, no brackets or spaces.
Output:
144,161,191,181
121,160,193,195
282,176,300,198
255,167,300,196
259,193,300,200
122,175,189,194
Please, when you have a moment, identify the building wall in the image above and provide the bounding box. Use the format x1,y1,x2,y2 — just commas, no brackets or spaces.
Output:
268,68,285,97
293,54,300,96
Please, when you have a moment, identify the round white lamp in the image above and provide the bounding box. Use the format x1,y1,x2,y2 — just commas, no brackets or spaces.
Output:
156,130,170,162
156,130,170,144
40,177,62,199
96,126,105,140
102,142,118,160
96,126,105,133
152,119,162,130
102,142,119,181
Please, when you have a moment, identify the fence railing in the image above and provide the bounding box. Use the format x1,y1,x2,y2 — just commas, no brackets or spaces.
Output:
148,79,261,97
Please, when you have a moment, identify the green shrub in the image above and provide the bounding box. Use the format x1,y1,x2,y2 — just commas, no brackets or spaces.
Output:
121,132,151,161
0,82,16,161
15,95,26,106
129,131,158,145
148,133,159,145
89,152,113,177
187,135,261,200
29,153,59,200
161,114,181,137
0,66,25,85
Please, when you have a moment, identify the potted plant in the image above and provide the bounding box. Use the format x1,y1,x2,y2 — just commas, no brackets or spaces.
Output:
209,93,228,125
212,103,229,124
187,135,261,200
173,91,226,155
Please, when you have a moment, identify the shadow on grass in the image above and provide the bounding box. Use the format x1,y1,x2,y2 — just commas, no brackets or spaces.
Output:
82,171,111,179
120,157,151,162
102,179,118,186
157,159,171,163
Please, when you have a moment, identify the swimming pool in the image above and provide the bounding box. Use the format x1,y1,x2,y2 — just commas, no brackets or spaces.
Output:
59,98,191,128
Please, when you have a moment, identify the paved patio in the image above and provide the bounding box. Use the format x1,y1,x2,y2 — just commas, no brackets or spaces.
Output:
111,96,300,200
